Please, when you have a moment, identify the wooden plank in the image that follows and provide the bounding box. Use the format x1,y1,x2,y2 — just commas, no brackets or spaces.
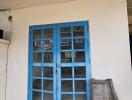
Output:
91,79,118,100
107,79,119,100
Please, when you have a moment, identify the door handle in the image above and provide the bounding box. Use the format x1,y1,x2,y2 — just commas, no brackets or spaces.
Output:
56,64,60,68
56,64,60,73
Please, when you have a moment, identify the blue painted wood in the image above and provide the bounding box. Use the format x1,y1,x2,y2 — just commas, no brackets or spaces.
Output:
61,78,86,80
32,89,42,92
56,24,61,100
28,27,33,100
72,66,75,100
42,29,44,100
43,91,53,94
60,63,86,67
84,22,91,100
28,21,91,100
62,92,86,95
53,25,57,100
71,26,75,100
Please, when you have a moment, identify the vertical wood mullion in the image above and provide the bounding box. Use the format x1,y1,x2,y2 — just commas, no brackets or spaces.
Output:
42,29,44,100
53,25,57,100
29,29,33,100
71,26,75,100
84,22,91,100
56,24,61,100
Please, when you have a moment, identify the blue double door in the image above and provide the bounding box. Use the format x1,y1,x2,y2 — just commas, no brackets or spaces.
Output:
29,21,91,100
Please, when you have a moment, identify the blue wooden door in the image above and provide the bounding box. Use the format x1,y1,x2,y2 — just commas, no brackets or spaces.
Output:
28,21,91,100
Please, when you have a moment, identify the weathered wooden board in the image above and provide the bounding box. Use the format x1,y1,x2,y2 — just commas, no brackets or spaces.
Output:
91,79,118,100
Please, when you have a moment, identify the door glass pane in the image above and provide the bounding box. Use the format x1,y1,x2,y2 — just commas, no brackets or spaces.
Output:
73,26,84,37
43,67,53,78
44,52,53,63
33,40,42,51
61,67,72,78
33,52,42,63
33,67,42,77
62,94,73,100
74,67,86,78
74,38,85,50
75,94,87,100
75,80,86,92
33,30,42,40
61,52,72,63
44,40,53,50
33,79,41,90
44,93,53,100
32,91,41,100
43,80,53,91
61,27,71,37
44,28,53,39
74,51,85,62
61,39,72,50
61,80,73,92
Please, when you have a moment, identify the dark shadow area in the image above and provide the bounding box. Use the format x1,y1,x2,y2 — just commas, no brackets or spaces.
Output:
129,24,132,65
129,34,132,64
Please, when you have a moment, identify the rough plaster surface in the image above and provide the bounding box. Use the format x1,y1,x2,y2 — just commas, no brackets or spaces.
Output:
0,0,131,100
0,43,8,100
0,11,11,40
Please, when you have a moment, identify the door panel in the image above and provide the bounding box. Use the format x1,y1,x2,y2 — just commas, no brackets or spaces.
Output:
57,22,90,100
29,21,90,100
30,26,56,100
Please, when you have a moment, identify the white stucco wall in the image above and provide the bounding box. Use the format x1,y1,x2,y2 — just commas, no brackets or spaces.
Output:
0,0,130,100
0,11,11,40
0,43,8,100
0,11,11,100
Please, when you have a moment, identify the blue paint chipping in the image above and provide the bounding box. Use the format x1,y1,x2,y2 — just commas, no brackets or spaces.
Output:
28,21,91,100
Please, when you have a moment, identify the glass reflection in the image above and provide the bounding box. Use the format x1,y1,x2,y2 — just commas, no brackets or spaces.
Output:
61,39,72,50
61,80,73,92
61,52,72,63
33,40,42,51
74,67,86,78
32,67,42,77
62,95,72,100
74,51,85,62
73,26,84,37
44,93,53,100
75,80,86,92
32,91,41,100
33,30,42,40
44,52,53,63
75,95,87,100
33,79,41,90
61,27,71,37
44,40,53,50
44,67,53,78
33,52,42,63
74,38,85,50
43,80,53,91
61,67,72,78
44,28,53,39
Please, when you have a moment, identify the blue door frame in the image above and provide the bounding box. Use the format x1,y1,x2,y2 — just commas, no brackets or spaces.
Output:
28,21,91,100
